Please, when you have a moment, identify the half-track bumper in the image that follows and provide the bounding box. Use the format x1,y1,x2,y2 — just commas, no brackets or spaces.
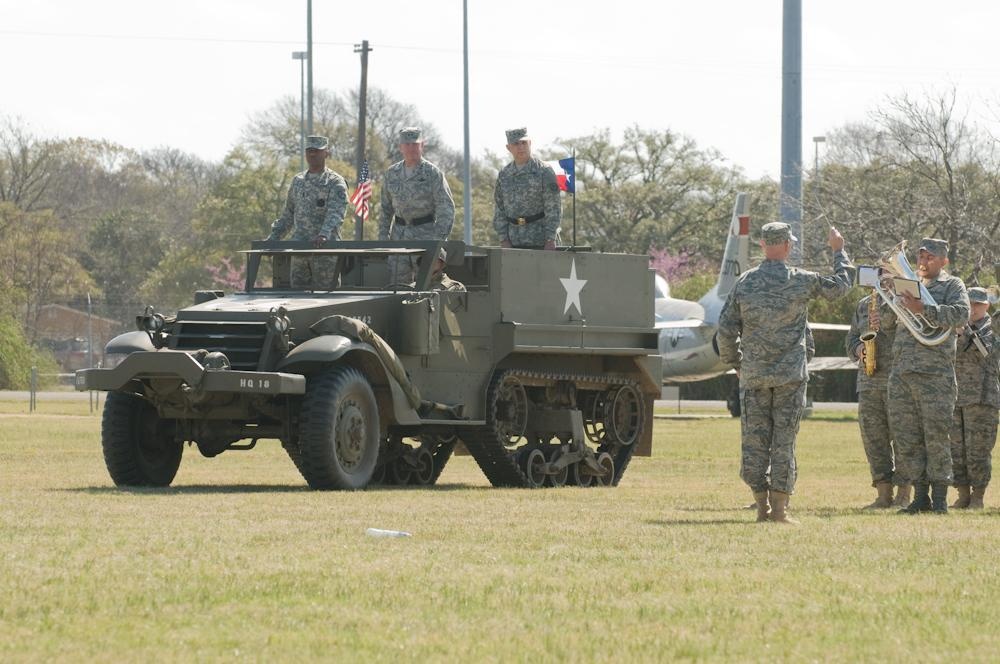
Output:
75,350,306,395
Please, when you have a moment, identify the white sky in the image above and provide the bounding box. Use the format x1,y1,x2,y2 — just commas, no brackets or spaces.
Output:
3,0,1000,178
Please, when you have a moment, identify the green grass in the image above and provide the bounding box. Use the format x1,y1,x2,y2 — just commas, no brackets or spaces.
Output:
2,410,998,661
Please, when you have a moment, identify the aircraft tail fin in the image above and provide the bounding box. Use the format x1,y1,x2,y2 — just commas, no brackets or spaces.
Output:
714,192,750,299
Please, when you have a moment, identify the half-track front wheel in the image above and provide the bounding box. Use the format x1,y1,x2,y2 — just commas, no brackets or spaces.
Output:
102,392,182,487
297,367,380,490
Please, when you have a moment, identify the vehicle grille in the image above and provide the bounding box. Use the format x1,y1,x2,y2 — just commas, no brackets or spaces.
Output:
169,321,268,371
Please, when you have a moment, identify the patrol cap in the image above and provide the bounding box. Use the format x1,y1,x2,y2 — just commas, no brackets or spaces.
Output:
918,237,949,257
505,127,529,144
399,127,422,144
760,221,797,245
305,135,329,150
968,287,989,304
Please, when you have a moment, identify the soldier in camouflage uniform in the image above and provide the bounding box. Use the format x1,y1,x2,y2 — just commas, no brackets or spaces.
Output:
882,238,970,515
267,135,348,289
379,127,456,284
718,222,853,524
411,248,466,293
846,290,910,508
949,287,999,509
492,128,561,250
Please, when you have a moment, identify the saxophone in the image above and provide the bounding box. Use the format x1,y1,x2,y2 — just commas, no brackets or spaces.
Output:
859,293,879,376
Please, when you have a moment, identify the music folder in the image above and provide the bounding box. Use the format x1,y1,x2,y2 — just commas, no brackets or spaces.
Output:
892,277,920,298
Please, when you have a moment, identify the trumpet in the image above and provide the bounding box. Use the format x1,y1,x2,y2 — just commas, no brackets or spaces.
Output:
872,241,951,346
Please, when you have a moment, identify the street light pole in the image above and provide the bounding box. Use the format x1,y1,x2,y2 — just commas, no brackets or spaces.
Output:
292,51,307,171
306,0,313,134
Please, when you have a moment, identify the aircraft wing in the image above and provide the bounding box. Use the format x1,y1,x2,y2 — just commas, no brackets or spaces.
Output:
808,322,850,332
808,356,858,371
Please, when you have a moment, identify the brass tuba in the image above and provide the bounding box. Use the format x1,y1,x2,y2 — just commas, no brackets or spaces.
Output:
873,241,952,346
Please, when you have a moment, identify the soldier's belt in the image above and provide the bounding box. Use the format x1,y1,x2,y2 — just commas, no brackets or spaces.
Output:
507,212,545,226
394,214,435,226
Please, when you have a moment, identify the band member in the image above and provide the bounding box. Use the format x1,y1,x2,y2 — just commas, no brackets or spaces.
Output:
950,287,999,509
884,238,970,514
847,286,909,508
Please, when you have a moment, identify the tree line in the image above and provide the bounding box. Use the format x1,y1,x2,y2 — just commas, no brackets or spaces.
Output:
0,87,997,388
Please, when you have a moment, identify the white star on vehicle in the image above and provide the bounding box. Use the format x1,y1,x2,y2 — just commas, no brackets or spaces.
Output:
559,259,587,315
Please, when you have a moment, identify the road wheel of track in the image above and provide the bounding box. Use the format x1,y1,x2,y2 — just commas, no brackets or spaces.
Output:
546,450,569,487
389,456,415,485
298,366,380,490
522,448,547,488
101,392,182,487
411,447,435,485
568,462,594,488
594,452,615,487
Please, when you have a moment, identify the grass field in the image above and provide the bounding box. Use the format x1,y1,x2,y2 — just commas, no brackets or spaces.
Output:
3,400,1000,661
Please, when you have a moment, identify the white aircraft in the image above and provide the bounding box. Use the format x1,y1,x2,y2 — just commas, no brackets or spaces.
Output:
654,193,853,412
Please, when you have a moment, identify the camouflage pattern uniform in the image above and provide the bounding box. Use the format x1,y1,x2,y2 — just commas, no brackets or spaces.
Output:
379,129,455,283
882,243,969,489
717,223,853,494
492,128,561,248
268,136,348,289
951,301,999,490
429,271,465,293
846,294,899,487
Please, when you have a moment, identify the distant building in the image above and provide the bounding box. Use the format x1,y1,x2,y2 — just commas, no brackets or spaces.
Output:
29,304,124,372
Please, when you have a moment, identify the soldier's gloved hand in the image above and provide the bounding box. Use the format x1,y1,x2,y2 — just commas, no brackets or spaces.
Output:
265,232,280,241
543,240,556,251
313,234,328,247
500,240,512,248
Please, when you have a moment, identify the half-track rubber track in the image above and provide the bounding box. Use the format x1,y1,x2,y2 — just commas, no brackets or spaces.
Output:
462,368,643,488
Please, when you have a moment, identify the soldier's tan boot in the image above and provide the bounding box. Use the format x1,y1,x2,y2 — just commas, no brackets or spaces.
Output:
863,482,894,509
768,490,798,525
951,485,971,509
753,491,770,523
891,483,911,508
968,486,986,510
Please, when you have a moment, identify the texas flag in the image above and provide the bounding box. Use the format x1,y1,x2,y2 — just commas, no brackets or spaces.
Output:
547,157,575,193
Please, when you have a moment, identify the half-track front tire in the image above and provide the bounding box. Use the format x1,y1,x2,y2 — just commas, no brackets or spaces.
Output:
101,392,182,487
297,367,380,490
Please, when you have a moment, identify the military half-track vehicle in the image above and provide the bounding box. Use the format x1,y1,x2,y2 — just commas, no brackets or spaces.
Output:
77,240,662,490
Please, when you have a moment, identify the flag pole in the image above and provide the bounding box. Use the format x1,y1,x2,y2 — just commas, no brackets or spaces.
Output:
571,148,576,248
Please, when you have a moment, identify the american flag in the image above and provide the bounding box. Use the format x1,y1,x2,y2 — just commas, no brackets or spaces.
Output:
350,160,373,222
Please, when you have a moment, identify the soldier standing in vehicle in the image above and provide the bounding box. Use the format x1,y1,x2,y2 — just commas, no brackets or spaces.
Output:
883,238,970,515
949,286,999,510
379,127,456,284
267,135,348,288
492,128,561,250
717,222,852,524
846,287,910,509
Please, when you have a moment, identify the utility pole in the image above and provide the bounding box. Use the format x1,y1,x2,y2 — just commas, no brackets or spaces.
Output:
354,39,372,240
780,0,803,264
292,51,307,171
306,0,314,134
462,0,472,246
